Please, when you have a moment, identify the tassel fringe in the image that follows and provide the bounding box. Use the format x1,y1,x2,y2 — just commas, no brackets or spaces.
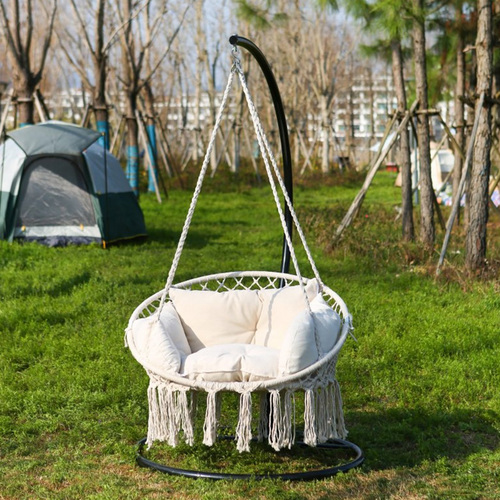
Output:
235,392,253,452
203,391,220,446
145,379,347,452
303,389,317,446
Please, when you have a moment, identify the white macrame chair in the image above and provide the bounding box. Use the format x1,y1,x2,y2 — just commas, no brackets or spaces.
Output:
125,35,363,479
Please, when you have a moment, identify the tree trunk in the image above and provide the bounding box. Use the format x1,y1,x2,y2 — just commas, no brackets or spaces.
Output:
492,0,500,167
125,93,139,196
15,81,35,126
391,38,415,242
143,83,158,193
93,64,109,149
320,95,330,173
0,0,56,127
412,0,435,249
92,0,109,148
345,88,355,166
452,11,466,224
465,0,492,271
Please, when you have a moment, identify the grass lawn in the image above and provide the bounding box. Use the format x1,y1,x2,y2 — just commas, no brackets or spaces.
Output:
0,170,499,499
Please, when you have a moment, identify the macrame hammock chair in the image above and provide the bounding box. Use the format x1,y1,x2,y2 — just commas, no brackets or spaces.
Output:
125,35,363,480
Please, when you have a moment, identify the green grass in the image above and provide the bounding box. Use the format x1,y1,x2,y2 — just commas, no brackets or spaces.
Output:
0,170,499,499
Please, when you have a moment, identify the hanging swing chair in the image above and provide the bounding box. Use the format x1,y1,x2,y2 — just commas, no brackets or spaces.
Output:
125,35,363,480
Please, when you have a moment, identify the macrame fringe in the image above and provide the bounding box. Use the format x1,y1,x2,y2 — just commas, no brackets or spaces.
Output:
203,391,220,446
281,390,295,449
235,392,253,452
333,379,348,439
267,389,295,451
302,382,347,447
146,382,195,449
304,389,317,446
145,380,347,452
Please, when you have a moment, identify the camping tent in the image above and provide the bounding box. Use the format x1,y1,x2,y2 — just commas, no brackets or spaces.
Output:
0,121,147,246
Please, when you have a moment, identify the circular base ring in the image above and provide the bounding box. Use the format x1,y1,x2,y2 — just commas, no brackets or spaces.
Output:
136,437,364,481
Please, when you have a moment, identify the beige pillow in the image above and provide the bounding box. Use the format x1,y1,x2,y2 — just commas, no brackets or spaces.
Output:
254,279,319,349
182,343,279,382
130,315,182,374
169,288,262,352
159,302,191,356
278,294,342,375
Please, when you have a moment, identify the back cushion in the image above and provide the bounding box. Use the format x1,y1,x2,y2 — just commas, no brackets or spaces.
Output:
278,294,342,375
169,288,262,352
130,315,182,374
254,279,318,349
159,302,192,357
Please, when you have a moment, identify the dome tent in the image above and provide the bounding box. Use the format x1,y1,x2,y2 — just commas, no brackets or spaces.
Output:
0,121,147,246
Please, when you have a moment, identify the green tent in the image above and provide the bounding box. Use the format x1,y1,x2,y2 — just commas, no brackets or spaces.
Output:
0,121,147,246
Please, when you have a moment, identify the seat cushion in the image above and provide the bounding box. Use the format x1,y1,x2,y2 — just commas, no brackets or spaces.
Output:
254,279,319,349
278,294,342,375
182,343,279,382
169,288,262,352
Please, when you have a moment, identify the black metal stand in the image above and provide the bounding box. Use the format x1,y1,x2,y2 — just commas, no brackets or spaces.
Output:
136,436,364,481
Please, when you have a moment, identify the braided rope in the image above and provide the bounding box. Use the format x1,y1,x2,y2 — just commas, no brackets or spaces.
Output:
230,55,310,312
158,46,326,338
233,57,324,292
232,53,326,354
157,67,237,314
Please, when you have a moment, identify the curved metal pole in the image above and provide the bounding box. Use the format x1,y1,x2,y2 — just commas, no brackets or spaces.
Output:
229,34,292,275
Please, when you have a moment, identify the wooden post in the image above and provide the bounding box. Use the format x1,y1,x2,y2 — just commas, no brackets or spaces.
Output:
0,88,14,136
135,109,162,203
110,114,125,156
332,100,419,244
156,117,185,187
436,93,485,275
33,90,49,122
80,102,92,128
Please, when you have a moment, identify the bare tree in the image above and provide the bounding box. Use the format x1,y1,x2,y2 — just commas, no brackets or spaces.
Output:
55,0,111,145
452,5,468,224
391,37,415,241
112,0,190,195
411,0,435,250
0,0,57,126
465,0,493,270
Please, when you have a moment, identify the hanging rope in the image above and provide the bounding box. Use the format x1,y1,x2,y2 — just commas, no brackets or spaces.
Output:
232,49,324,292
157,67,237,315
157,46,326,327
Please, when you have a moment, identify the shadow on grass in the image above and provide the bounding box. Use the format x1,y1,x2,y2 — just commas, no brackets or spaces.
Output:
44,271,93,298
137,404,498,478
346,407,499,470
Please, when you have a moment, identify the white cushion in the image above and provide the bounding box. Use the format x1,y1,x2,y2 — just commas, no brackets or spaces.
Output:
182,343,279,382
254,279,319,349
278,294,342,375
159,302,192,356
169,288,262,352
131,314,182,373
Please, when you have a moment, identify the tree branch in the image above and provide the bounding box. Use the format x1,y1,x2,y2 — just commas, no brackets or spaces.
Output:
68,0,96,59
139,1,193,90
0,1,23,69
34,0,57,85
